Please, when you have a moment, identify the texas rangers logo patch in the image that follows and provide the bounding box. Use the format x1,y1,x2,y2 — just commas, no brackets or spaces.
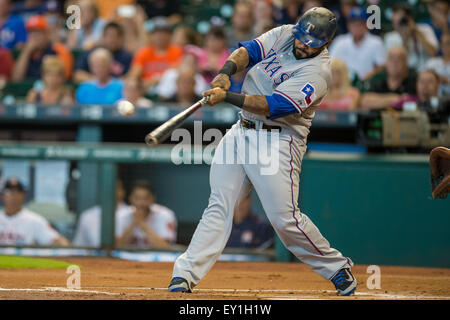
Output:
305,22,315,34
301,83,315,105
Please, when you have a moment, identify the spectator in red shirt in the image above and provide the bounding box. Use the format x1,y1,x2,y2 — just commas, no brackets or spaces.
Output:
0,48,13,90
128,16,183,91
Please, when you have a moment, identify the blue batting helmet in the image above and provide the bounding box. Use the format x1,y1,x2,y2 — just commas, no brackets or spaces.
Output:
292,7,337,48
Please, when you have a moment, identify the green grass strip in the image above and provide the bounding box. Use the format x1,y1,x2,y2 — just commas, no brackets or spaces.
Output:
0,255,74,269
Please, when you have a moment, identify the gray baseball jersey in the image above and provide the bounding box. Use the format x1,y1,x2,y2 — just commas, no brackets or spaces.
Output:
172,25,353,291
239,24,331,140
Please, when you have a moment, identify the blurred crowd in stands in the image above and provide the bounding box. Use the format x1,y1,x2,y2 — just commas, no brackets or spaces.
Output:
0,0,448,112
0,176,274,249
1,0,448,250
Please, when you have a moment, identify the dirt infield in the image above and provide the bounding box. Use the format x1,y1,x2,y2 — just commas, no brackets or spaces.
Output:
0,257,449,300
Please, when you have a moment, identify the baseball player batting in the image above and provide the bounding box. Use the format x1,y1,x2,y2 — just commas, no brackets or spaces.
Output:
169,7,357,296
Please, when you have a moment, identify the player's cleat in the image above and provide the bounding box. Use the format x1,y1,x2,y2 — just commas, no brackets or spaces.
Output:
168,277,192,293
331,268,357,296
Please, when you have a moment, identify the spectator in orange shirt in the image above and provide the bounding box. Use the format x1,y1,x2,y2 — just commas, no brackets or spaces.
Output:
128,16,183,92
12,15,73,81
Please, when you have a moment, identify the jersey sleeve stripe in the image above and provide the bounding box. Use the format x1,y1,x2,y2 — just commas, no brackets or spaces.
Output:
255,38,266,59
274,90,303,113
238,40,262,68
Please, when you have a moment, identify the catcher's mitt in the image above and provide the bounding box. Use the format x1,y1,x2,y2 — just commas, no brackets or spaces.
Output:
429,146,450,199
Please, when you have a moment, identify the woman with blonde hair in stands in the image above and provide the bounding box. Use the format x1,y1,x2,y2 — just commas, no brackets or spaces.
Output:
320,58,361,110
26,56,75,106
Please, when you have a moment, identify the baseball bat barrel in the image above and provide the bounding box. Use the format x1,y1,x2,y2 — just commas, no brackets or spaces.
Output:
145,96,210,146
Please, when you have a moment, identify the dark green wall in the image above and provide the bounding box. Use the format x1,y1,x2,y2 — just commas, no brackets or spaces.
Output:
299,157,449,268
122,154,449,268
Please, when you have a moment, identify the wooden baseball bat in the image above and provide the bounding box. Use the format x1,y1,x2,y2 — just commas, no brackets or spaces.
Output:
145,96,210,146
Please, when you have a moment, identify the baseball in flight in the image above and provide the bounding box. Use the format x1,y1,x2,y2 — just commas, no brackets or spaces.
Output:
117,100,135,116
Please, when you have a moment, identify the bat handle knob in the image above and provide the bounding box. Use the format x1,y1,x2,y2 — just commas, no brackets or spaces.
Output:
145,134,158,146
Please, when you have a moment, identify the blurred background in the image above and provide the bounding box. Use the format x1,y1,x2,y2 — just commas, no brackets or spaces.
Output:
0,0,448,267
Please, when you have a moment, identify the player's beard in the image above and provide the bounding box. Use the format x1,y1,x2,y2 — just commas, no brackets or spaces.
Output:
292,45,322,60
293,46,308,59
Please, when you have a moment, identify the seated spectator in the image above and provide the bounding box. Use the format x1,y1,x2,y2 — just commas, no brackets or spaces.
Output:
320,59,360,110
42,0,65,44
0,0,27,49
226,1,256,50
301,0,323,13
416,69,441,107
75,48,123,105
157,49,209,101
361,46,417,110
115,180,177,249
253,0,274,36
330,0,357,37
26,56,74,105
109,4,148,53
136,0,182,25
12,15,73,81
413,69,450,122
0,48,14,89
171,25,200,48
424,32,450,96
226,192,273,249
393,69,449,121
10,0,54,22
11,0,41,16
329,6,386,81
66,0,105,50
163,67,202,105
423,0,449,45
128,16,183,91
197,26,230,84
74,22,133,84
273,0,302,26
72,179,130,247
122,78,153,108
384,3,438,71
396,70,439,107
0,177,69,246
